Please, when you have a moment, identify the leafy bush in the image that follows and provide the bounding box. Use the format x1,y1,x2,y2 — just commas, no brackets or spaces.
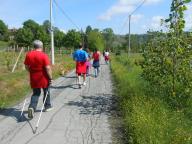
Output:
141,0,192,109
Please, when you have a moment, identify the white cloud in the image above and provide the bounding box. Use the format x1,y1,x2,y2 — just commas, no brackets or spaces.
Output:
141,3,192,33
141,16,164,31
151,16,164,30
98,5,134,21
131,14,144,23
145,0,162,5
98,0,163,21
119,0,162,6
119,0,142,5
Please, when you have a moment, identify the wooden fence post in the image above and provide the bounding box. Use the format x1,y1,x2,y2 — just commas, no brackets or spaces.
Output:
11,47,24,73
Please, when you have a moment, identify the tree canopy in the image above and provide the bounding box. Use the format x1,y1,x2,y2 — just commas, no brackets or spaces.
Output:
102,28,114,49
64,29,81,49
87,30,105,51
0,19,8,41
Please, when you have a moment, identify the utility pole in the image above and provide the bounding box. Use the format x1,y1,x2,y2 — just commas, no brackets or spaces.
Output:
50,0,55,65
128,15,131,57
128,0,146,57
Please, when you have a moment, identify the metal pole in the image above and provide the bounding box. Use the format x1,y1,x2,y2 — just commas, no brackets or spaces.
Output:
50,0,55,65
34,88,50,134
128,15,131,57
127,0,146,57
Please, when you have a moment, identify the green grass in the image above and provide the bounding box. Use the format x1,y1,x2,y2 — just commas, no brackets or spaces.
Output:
52,53,75,78
0,41,8,49
111,54,192,144
0,71,30,108
0,51,75,108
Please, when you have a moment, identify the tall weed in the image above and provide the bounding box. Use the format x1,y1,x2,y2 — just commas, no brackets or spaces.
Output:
111,55,192,144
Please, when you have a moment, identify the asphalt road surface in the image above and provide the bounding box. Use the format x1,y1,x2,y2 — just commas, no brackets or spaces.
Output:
0,59,114,144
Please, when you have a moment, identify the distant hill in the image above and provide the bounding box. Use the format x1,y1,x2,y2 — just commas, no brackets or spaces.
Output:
112,34,149,53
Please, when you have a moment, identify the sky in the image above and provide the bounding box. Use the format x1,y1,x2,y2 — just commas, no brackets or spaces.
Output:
0,0,191,34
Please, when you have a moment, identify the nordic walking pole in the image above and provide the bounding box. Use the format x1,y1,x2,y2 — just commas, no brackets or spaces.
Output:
20,99,27,118
19,92,29,121
33,87,50,134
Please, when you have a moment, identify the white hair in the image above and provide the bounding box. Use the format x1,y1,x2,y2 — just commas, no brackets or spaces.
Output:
33,40,43,49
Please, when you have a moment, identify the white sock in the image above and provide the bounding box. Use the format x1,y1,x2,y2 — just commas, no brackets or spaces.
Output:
78,76,81,84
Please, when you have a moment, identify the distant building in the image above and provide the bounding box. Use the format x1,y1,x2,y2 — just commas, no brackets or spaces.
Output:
8,28,17,41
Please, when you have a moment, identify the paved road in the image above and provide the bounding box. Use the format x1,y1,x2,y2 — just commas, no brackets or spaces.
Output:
0,59,114,144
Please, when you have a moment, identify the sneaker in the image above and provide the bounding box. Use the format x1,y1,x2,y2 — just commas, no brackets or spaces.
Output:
79,84,82,89
83,82,86,86
28,108,34,119
44,106,53,112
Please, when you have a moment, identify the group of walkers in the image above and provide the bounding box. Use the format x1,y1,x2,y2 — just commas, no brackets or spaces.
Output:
73,43,108,88
24,40,110,119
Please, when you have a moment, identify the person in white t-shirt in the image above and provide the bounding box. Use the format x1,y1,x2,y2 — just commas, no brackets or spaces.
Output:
104,50,110,64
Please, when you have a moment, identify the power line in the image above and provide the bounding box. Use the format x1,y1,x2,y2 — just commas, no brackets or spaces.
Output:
130,0,147,15
53,0,81,31
118,0,147,34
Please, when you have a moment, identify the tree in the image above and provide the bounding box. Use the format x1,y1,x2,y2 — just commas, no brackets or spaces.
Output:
125,34,141,53
23,19,39,34
42,20,51,34
15,28,33,46
87,31,105,51
22,19,50,46
64,29,81,49
85,25,92,34
0,19,8,40
102,28,114,49
54,29,65,47
93,28,99,32
35,26,49,45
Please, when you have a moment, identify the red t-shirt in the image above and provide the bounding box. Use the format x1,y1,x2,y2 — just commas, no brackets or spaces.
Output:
92,52,100,61
24,50,50,88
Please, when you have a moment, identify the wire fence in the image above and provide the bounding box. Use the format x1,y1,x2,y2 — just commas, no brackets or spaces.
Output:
0,46,74,74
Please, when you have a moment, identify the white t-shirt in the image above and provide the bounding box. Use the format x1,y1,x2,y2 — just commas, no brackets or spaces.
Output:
104,52,109,56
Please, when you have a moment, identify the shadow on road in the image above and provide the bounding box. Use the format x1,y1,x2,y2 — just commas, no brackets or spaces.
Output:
0,108,37,133
51,84,79,90
0,108,28,122
67,94,114,115
62,76,77,79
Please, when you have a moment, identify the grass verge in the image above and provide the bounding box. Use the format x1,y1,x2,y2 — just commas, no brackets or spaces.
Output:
0,41,8,50
111,54,192,144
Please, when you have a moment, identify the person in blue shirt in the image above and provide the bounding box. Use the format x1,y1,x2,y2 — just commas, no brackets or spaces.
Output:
73,44,88,88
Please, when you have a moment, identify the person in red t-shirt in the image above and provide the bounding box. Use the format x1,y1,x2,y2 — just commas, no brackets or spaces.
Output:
24,40,53,119
73,44,88,88
92,48,101,78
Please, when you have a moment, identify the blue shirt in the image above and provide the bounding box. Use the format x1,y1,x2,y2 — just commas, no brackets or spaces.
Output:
73,49,88,62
